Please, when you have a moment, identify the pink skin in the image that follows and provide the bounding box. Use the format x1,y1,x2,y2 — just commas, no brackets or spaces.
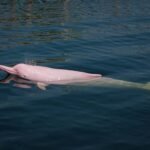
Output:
0,64,101,85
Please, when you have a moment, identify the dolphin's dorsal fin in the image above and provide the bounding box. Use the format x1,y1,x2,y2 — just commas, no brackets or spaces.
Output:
37,82,47,90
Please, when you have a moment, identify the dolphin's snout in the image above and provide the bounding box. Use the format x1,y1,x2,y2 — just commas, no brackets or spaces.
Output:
0,65,17,75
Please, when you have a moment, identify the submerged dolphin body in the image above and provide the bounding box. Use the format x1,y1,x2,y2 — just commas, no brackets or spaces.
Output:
0,63,150,90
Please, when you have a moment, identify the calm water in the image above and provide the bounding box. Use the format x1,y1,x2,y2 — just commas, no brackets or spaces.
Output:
0,0,150,149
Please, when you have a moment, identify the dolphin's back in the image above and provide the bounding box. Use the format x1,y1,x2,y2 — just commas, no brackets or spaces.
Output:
13,64,101,83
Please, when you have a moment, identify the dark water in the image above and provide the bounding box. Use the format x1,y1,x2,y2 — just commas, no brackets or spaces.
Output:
0,0,150,149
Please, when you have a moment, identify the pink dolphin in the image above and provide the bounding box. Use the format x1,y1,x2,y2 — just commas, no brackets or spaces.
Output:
0,63,101,90
1,64,150,91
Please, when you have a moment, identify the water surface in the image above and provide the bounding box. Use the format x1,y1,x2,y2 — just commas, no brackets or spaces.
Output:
0,0,150,149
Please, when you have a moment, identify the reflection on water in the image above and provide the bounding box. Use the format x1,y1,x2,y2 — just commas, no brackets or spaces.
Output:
0,0,149,50
0,0,76,48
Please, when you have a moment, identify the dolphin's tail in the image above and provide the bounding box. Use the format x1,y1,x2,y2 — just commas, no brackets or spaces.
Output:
77,77,150,91
142,82,150,91
0,65,17,75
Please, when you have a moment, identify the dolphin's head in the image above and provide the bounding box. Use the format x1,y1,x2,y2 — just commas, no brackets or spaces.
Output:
14,64,34,80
